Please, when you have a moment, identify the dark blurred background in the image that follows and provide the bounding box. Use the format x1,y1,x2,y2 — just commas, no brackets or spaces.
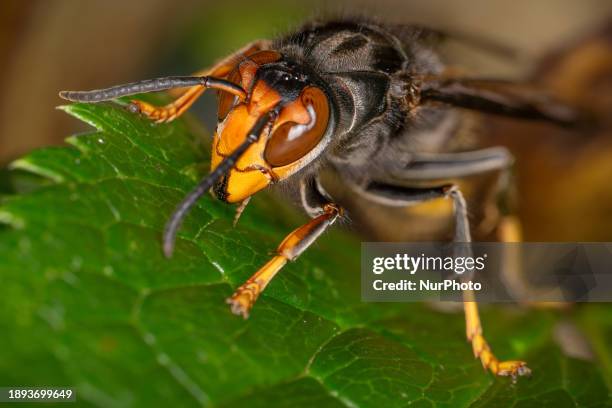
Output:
1,0,611,240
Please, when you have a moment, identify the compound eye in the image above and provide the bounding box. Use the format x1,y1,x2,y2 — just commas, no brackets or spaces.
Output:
264,87,330,167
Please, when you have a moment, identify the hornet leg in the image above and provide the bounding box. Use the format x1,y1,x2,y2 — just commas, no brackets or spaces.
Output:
227,202,342,318
363,149,531,381
451,188,531,381
498,215,568,309
130,40,270,123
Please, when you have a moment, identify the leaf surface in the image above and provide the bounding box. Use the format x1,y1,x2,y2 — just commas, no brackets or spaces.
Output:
0,103,609,407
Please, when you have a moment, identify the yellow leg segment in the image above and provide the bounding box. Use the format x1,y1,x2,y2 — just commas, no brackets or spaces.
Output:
498,215,522,242
130,86,205,123
499,215,569,309
464,288,531,381
227,256,287,318
450,188,530,381
227,204,340,318
131,40,270,123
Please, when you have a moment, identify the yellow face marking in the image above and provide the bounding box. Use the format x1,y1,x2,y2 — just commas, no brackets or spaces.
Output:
211,81,282,203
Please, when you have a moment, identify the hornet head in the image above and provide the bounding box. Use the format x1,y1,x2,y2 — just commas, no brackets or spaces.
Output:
211,51,333,203
58,50,334,257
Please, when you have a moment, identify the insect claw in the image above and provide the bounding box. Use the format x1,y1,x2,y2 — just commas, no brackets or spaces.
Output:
227,282,261,319
226,296,250,319
518,364,532,377
127,102,141,114
497,361,531,382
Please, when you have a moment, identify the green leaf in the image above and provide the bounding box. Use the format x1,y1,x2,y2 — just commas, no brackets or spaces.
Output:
0,103,609,407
